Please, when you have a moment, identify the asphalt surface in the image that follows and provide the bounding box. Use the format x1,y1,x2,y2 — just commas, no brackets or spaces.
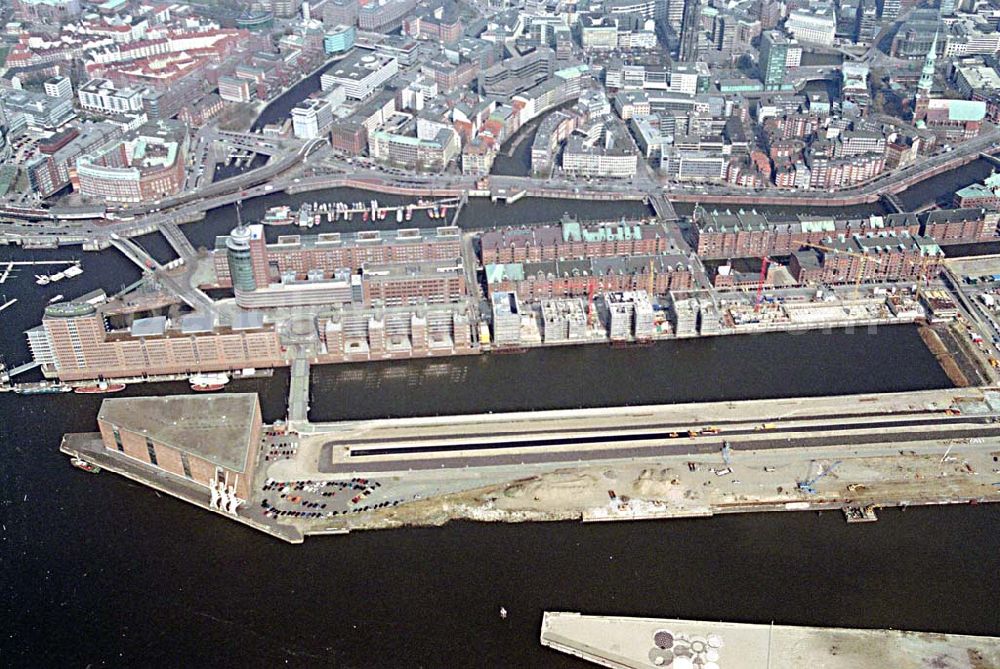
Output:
319,422,1000,473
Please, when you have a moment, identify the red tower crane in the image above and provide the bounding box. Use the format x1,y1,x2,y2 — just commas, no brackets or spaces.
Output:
754,257,773,312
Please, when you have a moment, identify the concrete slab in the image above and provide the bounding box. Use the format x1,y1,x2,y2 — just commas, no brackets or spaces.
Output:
540,612,1000,669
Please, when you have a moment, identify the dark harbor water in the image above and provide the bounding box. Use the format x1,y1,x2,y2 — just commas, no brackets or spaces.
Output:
309,326,950,422
174,190,653,250
251,68,325,131
671,157,996,221
1,224,998,668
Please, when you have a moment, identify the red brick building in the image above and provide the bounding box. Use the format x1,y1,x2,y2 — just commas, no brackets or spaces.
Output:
921,208,998,242
480,217,672,265
690,208,921,259
789,233,944,286
484,255,693,301
97,394,262,501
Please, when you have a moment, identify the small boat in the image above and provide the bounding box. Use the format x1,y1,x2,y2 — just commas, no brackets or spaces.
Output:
35,275,50,285
263,206,293,225
190,373,230,392
500,607,507,619
396,208,403,223
14,384,72,395
63,265,84,278
192,383,226,392
70,457,101,474
48,294,64,304
49,271,66,282
362,211,369,221
74,381,126,394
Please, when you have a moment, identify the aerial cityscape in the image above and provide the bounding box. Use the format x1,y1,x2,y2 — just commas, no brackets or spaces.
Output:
0,0,998,665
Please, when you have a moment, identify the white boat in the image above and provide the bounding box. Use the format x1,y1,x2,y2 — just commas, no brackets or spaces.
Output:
63,265,83,278
500,607,507,619
189,372,230,387
396,208,403,223
49,271,65,282
48,294,64,304
35,275,50,285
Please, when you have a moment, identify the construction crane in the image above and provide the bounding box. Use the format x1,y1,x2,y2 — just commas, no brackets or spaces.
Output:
587,277,597,327
796,460,842,494
755,257,774,312
802,243,883,299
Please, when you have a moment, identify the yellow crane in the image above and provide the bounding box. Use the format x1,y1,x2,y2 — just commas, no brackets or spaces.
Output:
802,242,883,299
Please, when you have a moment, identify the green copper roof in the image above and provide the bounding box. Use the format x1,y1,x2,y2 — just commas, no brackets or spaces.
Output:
561,221,642,243
945,100,986,122
485,263,524,283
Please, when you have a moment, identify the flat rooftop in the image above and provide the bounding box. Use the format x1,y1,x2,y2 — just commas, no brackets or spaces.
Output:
97,394,259,472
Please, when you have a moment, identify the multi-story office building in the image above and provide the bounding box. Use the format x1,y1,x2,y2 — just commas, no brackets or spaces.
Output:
321,52,399,99
490,291,523,346
78,79,145,116
369,126,460,171
580,14,619,51
785,4,836,46
324,24,356,54
218,76,255,103
0,89,75,130
562,129,638,178
323,0,358,27
43,76,73,100
291,97,335,139
759,31,793,91
25,122,121,197
74,124,186,204
358,0,417,32
361,261,466,306
479,48,553,97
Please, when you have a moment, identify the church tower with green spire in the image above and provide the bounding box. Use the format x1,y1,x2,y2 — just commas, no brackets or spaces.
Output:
914,31,938,122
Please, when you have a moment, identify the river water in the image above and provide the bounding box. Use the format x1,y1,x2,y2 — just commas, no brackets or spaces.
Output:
1,213,998,667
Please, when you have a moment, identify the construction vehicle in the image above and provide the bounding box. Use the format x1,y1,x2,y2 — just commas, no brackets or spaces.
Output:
796,460,842,494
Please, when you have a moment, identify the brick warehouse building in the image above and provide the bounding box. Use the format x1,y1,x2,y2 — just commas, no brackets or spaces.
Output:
97,394,262,501
213,225,462,286
789,233,944,285
690,208,923,259
485,254,694,301
480,217,673,265
30,302,282,382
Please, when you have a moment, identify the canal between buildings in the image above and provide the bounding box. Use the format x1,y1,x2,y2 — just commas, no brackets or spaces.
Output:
1,211,997,667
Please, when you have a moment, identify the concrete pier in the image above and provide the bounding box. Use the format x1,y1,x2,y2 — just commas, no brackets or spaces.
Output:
540,612,1000,669
60,387,1000,542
